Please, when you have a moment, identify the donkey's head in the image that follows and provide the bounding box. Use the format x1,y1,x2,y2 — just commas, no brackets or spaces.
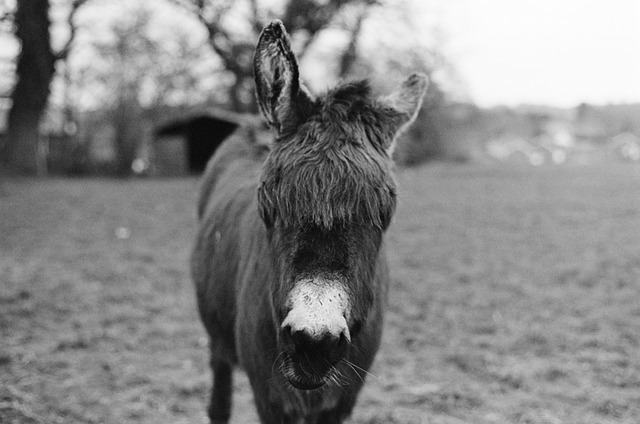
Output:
254,21,427,390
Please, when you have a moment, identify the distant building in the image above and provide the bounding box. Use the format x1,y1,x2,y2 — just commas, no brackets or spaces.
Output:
531,134,568,165
608,132,640,162
486,136,530,161
486,136,551,166
151,107,253,176
509,148,540,166
69,105,253,176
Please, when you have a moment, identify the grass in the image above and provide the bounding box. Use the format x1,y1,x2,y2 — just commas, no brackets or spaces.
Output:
1,163,640,423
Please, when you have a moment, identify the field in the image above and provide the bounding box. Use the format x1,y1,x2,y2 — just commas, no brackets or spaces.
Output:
1,163,640,424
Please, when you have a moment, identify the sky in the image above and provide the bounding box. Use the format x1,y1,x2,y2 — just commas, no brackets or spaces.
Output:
434,0,640,107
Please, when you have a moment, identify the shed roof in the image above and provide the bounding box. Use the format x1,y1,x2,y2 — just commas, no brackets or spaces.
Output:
154,106,255,135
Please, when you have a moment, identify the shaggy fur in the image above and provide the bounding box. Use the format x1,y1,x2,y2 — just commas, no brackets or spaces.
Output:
191,20,427,424
258,80,399,230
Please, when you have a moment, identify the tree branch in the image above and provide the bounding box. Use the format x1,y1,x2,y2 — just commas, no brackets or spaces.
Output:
338,4,369,77
0,0,15,32
281,0,379,59
248,0,264,38
54,0,90,61
0,10,12,23
168,0,381,112
0,0,14,19
164,0,198,12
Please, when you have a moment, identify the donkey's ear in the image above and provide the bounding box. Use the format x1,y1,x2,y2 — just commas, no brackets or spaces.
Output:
378,73,428,153
254,20,313,133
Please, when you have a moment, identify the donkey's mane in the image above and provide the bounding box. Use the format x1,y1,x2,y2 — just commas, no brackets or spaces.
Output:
258,79,398,231
314,80,399,150
320,80,373,119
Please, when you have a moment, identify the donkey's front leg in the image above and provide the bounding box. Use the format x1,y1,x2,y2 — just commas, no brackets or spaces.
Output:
208,358,233,424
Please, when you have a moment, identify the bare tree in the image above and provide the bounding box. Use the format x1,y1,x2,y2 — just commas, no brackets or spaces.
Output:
1,0,86,175
169,0,379,113
73,4,217,175
337,4,370,78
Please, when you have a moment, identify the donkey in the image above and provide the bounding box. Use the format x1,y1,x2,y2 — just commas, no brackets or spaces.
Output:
191,20,427,424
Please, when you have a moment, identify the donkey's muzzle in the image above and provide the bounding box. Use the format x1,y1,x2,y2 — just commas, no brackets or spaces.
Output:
279,277,352,389
281,324,350,390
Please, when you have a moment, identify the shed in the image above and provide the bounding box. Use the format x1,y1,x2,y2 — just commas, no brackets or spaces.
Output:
608,132,640,162
531,135,568,165
153,108,245,176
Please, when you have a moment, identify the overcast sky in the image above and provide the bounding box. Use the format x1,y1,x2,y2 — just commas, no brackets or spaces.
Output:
436,0,640,107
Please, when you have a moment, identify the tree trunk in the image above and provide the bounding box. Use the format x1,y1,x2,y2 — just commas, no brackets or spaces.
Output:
4,101,44,175
112,97,143,177
2,0,55,175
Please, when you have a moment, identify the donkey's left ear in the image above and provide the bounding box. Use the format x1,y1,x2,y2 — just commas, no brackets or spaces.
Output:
378,73,428,153
254,20,314,134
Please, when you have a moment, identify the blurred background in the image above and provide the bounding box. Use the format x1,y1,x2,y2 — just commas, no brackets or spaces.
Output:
2,2,640,424
1,0,638,176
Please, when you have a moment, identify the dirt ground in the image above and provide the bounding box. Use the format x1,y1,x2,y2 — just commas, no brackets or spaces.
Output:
1,163,640,424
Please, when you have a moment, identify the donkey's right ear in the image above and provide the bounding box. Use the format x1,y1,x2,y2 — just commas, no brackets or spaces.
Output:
254,20,313,134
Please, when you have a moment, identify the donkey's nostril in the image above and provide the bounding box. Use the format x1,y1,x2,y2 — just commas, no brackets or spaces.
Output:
289,328,317,355
281,323,292,340
280,324,296,356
